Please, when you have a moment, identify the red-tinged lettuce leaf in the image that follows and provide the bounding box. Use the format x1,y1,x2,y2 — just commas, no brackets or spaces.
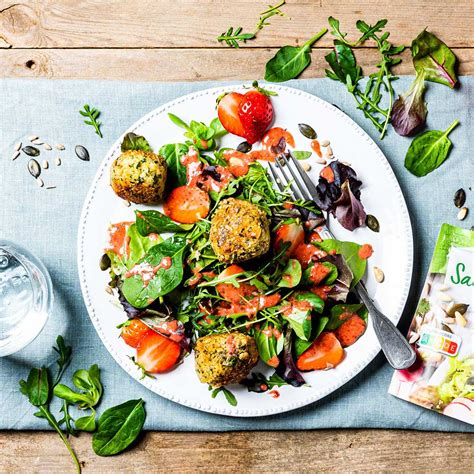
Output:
276,329,306,387
391,72,427,137
334,181,367,231
320,254,353,302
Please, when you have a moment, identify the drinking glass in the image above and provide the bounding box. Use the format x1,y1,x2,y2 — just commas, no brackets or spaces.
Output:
0,240,53,356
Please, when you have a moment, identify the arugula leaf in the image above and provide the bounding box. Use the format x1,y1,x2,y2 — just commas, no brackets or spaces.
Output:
121,132,151,152
277,259,302,288
135,210,192,235
241,372,288,392
404,119,460,177
326,303,368,330
52,336,72,387
159,143,189,187
265,28,328,82
412,30,458,88
122,236,188,308
79,104,103,138
211,387,238,406
317,239,366,287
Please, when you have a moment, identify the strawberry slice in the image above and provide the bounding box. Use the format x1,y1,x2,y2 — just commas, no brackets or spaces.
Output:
136,331,181,373
164,185,210,224
296,332,344,371
121,319,152,348
217,92,245,138
274,222,305,258
238,90,274,144
334,315,367,347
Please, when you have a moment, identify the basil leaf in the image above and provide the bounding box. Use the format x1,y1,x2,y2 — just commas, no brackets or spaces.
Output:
93,399,146,456
326,303,368,330
121,132,151,152
292,150,312,160
135,210,192,235
317,239,366,287
159,143,189,187
412,30,458,89
122,236,188,308
404,120,460,177
21,367,50,407
265,28,327,82
277,259,302,288
75,410,97,432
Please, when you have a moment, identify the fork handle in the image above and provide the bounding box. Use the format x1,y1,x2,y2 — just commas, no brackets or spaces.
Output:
355,282,417,370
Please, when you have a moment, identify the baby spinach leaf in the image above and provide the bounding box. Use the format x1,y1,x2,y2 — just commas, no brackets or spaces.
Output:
412,30,458,89
326,303,368,330
286,307,312,341
254,322,284,366
121,132,151,152
21,367,50,407
159,143,189,187
404,119,460,177
318,239,366,287
265,28,327,82
294,316,328,356
122,236,188,308
135,210,192,235
292,150,312,160
293,291,325,313
277,259,302,288
93,399,146,456
75,410,97,432
321,261,338,285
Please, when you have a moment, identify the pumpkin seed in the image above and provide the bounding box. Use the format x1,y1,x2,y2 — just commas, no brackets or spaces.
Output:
298,123,317,140
454,188,466,208
457,207,468,221
441,323,453,334
236,141,251,153
447,303,469,318
11,151,20,161
22,146,40,157
43,143,52,151
373,266,384,283
14,142,22,152
75,145,90,161
99,253,111,271
55,144,65,151
366,214,380,232
27,159,41,178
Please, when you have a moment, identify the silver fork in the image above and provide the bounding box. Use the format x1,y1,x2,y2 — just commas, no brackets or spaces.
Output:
268,153,416,370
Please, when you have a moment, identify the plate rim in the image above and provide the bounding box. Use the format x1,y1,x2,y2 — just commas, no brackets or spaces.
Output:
77,83,414,417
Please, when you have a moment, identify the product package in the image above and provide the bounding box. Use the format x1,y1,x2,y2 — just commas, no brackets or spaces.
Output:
389,224,473,425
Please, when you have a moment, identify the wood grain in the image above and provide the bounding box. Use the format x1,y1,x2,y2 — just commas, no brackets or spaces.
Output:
0,429,471,473
0,0,473,49
1,47,473,81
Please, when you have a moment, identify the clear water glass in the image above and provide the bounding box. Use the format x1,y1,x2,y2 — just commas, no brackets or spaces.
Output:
0,240,53,356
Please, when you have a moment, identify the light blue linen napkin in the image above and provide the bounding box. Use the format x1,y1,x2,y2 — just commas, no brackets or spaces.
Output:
0,77,472,431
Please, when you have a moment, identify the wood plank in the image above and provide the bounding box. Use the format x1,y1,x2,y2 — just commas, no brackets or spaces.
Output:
1,47,473,81
0,0,473,49
0,430,471,472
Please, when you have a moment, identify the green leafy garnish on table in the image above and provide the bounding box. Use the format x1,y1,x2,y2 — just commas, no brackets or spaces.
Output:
79,104,103,138
325,17,405,139
404,119,460,177
210,386,238,406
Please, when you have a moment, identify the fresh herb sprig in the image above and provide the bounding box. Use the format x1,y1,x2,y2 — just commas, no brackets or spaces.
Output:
80,104,103,138
217,1,287,48
325,17,405,139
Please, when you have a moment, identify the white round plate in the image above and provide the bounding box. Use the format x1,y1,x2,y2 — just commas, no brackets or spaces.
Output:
78,84,413,417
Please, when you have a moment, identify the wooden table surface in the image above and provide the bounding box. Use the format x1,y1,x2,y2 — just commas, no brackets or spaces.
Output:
0,0,472,472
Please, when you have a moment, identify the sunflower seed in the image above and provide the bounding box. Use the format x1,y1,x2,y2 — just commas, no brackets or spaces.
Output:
366,214,380,232
105,285,113,295
42,160,49,169
32,139,43,146
28,135,39,142
314,157,327,165
22,146,40,157
11,151,20,161
326,146,334,157
302,162,311,172
43,143,52,151
373,266,384,283
123,200,131,207
14,142,22,152
27,159,41,178
437,292,452,302
36,177,44,187
408,332,419,344
320,139,330,147
455,311,467,327
46,186,56,190
236,141,251,153
75,145,90,161
437,284,449,291
55,156,61,166
443,317,455,324
457,207,468,221
423,282,431,295
454,188,466,208
298,123,317,140
55,144,65,151
340,161,352,166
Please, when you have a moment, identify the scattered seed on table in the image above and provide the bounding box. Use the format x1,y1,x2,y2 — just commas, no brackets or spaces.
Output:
42,160,49,169
443,317,455,324
46,185,56,190
36,177,44,187
320,139,330,147
314,157,327,165
454,188,466,208
326,145,334,157
302,162,311,172
55,156,61,166
27,159,41,178
437,284,449,291
341,161,352,166
11,151,20,161
75,145,90,161
408,333,419,344
373,266,384,283
55,143,65,151
43,143,52,151
22,146,40,157
298,123,317,140
32,139,43,145
437,292,452,302
366,214,380,232
28,135,38,142
457,207,468,221
14,142,22,152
